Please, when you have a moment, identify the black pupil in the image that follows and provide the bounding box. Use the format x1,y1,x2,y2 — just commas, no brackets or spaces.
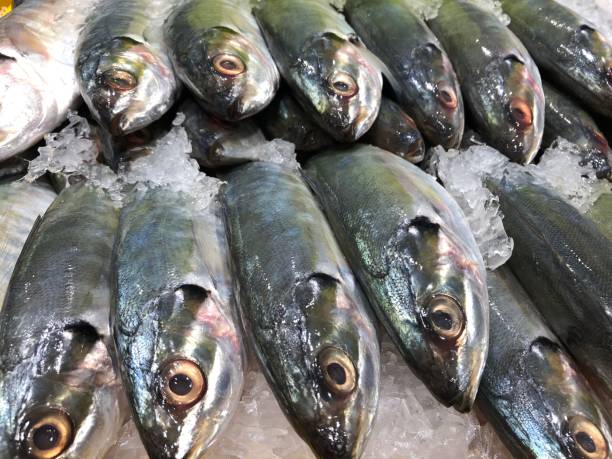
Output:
169,373,193,396
327,362,347,386
576,431,597,453
221,60,237,70
334,81,350,92
33,424,60,450
431,310,454,331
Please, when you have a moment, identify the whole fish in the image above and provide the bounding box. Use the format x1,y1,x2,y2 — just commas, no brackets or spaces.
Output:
487,171,612,411
0,183,125,458
501,0,612,119
223,161,380,458
260,92,335,153
180,98,267,168
76,0,180,135
363,97,425,164
166,0,279,121
304,145,489,412
0,0,99,161
254,0,382,142
480,268,612,459
588,193,612,241
542,81,612,179
0,179,56,308
345,0,464,149
428,0,544,164
113,188,245,458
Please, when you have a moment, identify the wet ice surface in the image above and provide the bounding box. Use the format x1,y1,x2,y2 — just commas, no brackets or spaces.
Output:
417,0,509,24
105,337,511,459
429,145,513,270
555,0,612,39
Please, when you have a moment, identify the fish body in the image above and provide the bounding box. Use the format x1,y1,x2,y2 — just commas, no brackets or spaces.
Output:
254,0,382,142
487,171,612,410
542,81,611,179
180,98,267,168
480,268,612,459
304,145,489,412
428,0,544,164
223,161,380,458
502,0,612,119
113,188,245,458
0,183,125,458
588,193,612,241
76,0,180,135
260,92,335,153
0,0,98,160
345,0,464,149
363,97,425,163
0,179,56,309
166,0,279,121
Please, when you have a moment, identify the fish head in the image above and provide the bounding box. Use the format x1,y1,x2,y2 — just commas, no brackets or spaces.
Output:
400,216,488,412
173,27,278,121
124,285,244,459
0,329,124,458
0,53,53,159
572,24,612,96
292,33,382,142
408,43,464,148
77,37,177,135
280,274,379,458
477,54,544,164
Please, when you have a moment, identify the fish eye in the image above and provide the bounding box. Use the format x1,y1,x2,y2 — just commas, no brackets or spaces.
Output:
22,409,73,459
102,69,137,92
318,346,357,397
159,359,206,408
567,415,608,459
508,98,533,130
423,294,465,340
328,72,358,98
436,83,458,109
212,54,245,77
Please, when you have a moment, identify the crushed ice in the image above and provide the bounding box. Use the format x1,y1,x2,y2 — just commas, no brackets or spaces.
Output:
414,0,509,24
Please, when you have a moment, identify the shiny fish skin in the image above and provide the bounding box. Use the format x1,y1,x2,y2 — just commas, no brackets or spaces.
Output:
0,183,125,458
166,0,279,121
304,145,488,412
363,97,425,164
487,172,612,412
542,81,611,179
180,98,267,168
480,268,612,459
588,193,612,241
0,0,99,160
113,188,245,459
428,0,544,164
0,179,56,309
223,162,380,459
260,92,335,153
345,0,464,149
501,0,612,119
254,0,382,142
76,0,180,135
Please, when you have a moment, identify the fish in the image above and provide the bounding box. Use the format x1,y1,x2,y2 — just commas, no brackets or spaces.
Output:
486,170,612,412
260,91,335,153
480,267,612,459
0,179,56,309
428,0,544,164
76,0,180,136
304,144,489,412
362,97,425,164
165,0,279,121
0,0,99,161
501,0,612,119
0,183,126,458
587,193,612,241
222,161,380,458
180,98,268,168
113,187,245,458
344,0,464,149
254,0,382,142
542,81,611,179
